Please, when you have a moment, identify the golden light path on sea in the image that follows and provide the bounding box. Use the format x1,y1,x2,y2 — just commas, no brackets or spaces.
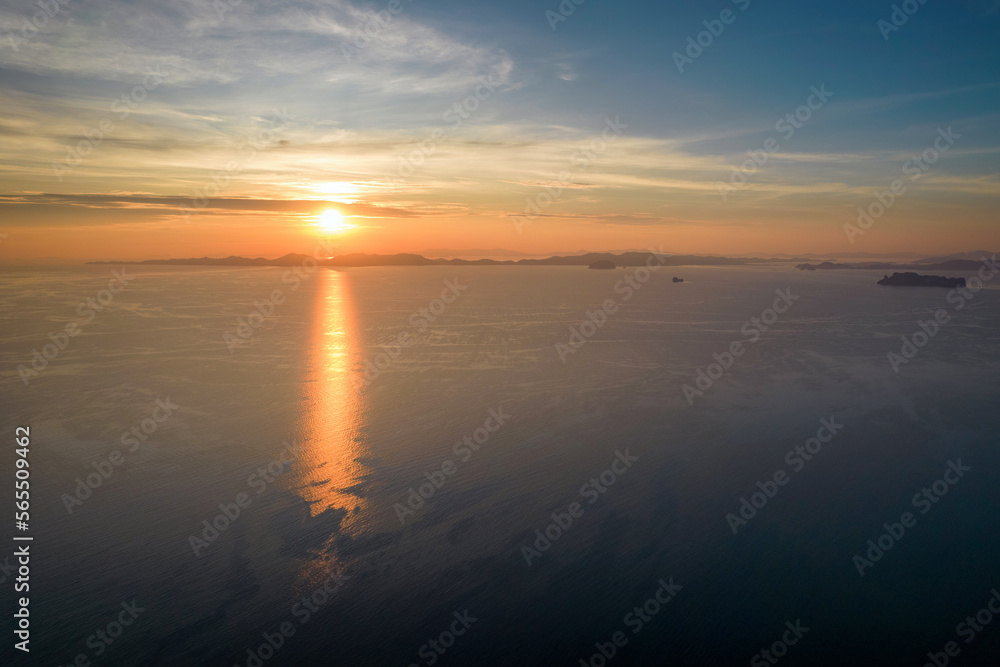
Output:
293,268,371,535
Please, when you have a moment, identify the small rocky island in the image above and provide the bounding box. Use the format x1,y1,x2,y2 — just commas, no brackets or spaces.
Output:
672,277,684,283
877,272,967,288
588,260,616,270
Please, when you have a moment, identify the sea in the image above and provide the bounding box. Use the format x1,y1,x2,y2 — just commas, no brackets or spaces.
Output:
1,262,999,666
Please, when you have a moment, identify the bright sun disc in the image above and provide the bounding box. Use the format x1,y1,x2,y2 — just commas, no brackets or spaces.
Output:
317,209,354,234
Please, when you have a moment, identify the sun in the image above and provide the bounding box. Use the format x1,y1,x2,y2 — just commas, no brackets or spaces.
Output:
316,209,355,234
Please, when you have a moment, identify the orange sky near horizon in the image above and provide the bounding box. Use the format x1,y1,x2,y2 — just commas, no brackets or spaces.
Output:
1,203,996,263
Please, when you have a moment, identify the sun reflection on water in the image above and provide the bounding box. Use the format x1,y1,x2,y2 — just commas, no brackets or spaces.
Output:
292,268,370,533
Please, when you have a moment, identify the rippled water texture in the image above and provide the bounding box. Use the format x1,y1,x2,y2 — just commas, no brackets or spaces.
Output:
1,263,998,665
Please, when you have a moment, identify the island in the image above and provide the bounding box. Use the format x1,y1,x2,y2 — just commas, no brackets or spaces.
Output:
672,277,684,283
877,272,967,288
588,260,617,270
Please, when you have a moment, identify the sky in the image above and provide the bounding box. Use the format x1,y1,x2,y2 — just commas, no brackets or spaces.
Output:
0,0,998,261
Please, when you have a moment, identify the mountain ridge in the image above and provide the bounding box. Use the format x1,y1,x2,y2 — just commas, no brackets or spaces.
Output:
87,251,763,267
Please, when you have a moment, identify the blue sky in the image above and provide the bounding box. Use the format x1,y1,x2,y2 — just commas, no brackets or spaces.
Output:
0,0,998,258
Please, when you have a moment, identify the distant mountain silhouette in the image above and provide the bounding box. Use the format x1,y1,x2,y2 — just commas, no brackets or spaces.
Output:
420,248,542,258
91,250,997,270
796,257,994,272
88,251,763,268
913,251,998,264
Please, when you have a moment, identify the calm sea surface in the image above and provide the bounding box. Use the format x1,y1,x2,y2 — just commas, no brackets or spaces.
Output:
1,264,999,666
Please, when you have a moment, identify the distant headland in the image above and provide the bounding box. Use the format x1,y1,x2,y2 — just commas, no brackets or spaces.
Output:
877,272,967,288
587,260,617,270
